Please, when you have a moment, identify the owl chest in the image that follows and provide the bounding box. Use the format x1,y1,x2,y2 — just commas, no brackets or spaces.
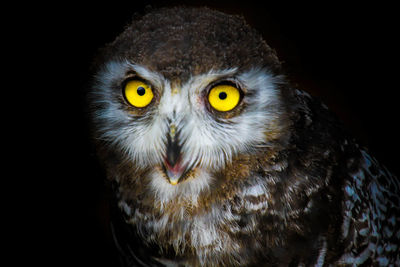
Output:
124,198,262,263
119,179,271,265
130,205,237,247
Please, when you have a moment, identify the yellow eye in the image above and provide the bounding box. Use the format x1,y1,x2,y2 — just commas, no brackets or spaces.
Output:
208,84,241,112
123,79,154,108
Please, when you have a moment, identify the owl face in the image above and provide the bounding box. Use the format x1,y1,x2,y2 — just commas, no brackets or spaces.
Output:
92,60,284,202
91,7,289,206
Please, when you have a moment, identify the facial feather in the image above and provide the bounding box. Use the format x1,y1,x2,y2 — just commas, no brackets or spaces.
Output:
92,61,283,203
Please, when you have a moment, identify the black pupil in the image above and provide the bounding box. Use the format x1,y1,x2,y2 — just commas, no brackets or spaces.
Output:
219,92,227,100
137,87,146,96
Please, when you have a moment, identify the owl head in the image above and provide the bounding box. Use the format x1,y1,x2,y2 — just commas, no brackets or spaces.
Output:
90,7,291,206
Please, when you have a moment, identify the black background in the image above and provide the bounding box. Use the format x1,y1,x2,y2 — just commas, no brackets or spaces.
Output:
16,1,399,266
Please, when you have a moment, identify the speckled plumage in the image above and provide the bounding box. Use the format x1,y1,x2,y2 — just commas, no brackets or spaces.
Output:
90,7,400,266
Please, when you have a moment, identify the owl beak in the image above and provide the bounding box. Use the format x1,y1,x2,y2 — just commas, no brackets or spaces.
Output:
164,124,185,185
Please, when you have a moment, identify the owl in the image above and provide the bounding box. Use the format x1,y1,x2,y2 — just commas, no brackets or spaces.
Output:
89,6,400,267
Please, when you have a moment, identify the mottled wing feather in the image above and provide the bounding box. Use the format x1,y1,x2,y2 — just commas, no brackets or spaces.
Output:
339,149,400,266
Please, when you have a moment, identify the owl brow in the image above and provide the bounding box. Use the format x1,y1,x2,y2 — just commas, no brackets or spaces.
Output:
126,63,165,90
121,71,155,90
207,78,242,90
191,73,240,98
214,72,240,84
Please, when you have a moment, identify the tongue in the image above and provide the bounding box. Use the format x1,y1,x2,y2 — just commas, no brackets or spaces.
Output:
164,160,186,185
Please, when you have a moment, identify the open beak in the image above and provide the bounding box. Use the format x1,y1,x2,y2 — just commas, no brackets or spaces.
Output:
163,124,186,185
